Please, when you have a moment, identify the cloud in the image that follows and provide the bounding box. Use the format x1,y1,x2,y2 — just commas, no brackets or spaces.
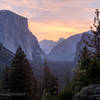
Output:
0,0,100,40
28,20,89,41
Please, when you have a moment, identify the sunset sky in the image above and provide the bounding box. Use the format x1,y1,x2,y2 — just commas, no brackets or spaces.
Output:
0,0,99,41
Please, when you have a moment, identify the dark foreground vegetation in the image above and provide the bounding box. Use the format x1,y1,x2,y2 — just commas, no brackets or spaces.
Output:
0,9,100,100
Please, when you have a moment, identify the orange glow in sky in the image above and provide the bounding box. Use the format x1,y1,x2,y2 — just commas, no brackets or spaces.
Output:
0,0,99,41
28,21,89,41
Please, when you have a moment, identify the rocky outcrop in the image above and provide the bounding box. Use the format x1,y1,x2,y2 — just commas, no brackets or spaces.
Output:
0,10,44,62
73,84,100,100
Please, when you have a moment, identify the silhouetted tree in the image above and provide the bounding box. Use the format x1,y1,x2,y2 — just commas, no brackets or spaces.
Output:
57,71,74,100
74,9,100,91
42,59,58,99
88,9,100,61
9,46,37,100
58,87,74,100
74,46,92,91
3,66,10,91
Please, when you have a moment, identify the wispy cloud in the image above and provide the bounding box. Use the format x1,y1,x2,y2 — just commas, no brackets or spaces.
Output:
0,0,100,40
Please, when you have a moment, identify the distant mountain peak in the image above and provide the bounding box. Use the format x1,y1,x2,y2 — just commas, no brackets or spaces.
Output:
39,38,65,54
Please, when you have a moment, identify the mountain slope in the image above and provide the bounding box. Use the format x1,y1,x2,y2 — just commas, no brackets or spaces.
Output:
47,31,92,62
75,31,93,62
39,38,65,54
0,10,44,61
47,34,82,61
0,42,14,64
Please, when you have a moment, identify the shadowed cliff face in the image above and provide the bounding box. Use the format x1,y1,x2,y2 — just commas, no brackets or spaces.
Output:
0,42,14,64
0,10,44,62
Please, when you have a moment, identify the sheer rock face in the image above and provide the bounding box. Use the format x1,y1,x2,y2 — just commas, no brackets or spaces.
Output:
0,10,44,62
73,84,100,100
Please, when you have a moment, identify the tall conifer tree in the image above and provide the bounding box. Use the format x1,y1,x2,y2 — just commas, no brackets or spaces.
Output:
74,9,100,91
42,59,58,99
88,9,100,60
9,46,37,100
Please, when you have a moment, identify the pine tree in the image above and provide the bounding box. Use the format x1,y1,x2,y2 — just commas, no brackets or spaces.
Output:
74,46,92,91
57,71,74,100
9,46,37,100
58,87,74,100
1,66,11,100
42,59,58,99
74,9,100,91
88,9,100,61
3,66,10,91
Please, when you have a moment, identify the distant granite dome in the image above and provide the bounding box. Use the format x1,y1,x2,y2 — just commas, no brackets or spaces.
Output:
47,31,92,62
47,33,82,62
0,10,44,61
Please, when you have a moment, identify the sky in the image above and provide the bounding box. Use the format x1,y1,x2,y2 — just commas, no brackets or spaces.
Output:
0,0,100,41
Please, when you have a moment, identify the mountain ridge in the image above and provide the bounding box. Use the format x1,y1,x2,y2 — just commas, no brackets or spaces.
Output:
47,31,92,62
39,38,65,54
0,10,44,61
